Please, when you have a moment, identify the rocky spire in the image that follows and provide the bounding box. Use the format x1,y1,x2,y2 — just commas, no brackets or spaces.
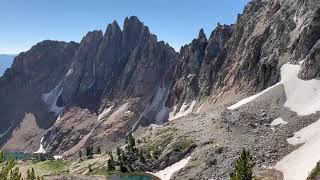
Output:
198,28,207,44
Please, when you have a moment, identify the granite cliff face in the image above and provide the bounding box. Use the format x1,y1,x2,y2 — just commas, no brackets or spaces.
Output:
1,0,320,165
0,41,78,150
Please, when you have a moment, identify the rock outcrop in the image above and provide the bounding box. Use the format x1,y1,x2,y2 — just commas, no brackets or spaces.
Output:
0,41,78,151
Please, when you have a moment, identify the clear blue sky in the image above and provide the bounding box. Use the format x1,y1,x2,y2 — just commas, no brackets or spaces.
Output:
0,0,249,54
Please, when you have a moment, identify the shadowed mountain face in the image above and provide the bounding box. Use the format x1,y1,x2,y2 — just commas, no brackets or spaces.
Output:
1,0,320,157
0,54,15,76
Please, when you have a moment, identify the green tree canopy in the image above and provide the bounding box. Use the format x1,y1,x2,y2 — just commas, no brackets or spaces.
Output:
230,149,255,180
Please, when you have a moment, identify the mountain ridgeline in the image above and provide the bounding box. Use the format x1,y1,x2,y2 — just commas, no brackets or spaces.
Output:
1,0,320,159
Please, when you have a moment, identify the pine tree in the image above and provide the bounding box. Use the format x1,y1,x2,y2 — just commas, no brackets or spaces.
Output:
78,150,82,161
88,164,93,173
107,151,115,171
138,148,145,164
0,157,16,179
9,167,22,180
0,150,4,163
96,146,101,154
27,168,36,180
86,146,93,159
230,149,255,180
116,147,122,159
126,134,136,153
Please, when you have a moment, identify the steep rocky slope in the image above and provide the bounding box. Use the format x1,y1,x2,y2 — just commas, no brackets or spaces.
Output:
1,0,320,179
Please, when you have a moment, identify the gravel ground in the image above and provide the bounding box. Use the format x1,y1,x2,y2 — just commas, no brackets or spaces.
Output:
139,84,320,180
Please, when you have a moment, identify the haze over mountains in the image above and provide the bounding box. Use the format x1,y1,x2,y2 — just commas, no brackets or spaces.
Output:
1,0,320,179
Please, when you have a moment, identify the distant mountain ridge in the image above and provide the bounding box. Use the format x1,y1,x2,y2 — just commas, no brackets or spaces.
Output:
0,54,15,76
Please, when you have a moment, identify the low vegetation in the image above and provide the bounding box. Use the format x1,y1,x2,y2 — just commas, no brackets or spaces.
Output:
35,160,67,174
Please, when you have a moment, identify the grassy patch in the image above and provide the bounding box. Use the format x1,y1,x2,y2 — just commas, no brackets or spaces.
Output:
35,160,67,174
146,132,174,152
158,127,178,134
173,138,195,152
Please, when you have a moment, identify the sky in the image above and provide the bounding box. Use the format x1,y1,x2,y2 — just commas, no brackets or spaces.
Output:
0,0,249,54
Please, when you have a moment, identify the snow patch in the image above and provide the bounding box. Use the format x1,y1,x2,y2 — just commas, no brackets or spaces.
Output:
88,80,95,89
281,64,320,115
275,118,320,180
129,87,170,134
227,83,281,110
97,105,114,121
66,68,73,77
35,137,46,154
169,100,196,121
53,155,63,160
56,114,62,123
228,63,320,116
42,82,64,116
287,119,320,146
125,110,132,114
0,125,13,139
270,118,288,127
156,107,170,123
153,156,191,180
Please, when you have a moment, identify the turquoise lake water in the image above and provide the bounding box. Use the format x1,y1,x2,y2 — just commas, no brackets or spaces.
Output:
4,152,33,161
110,173,157,180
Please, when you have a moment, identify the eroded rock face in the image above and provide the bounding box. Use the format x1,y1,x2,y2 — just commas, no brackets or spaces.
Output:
38,17,178,154
1,0,320,156
0,41,79,151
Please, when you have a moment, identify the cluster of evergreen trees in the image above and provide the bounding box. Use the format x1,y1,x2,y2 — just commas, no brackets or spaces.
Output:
79,146,102,160
0,150,44,180
106,134,148,173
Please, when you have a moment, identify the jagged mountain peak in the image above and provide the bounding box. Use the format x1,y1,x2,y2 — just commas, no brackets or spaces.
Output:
198,28,207,42
2,1,320,179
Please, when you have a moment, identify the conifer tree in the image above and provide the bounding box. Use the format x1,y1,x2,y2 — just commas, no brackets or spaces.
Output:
0,150,4,164
78,150,82,161
9,167,22,180
126,134,136,153
107,151,115,171
230,149,254,180
26,168,36,180
96,146,101,154
0,157,16,179
86,146,93,159
138,148,145,164
88,164,93,173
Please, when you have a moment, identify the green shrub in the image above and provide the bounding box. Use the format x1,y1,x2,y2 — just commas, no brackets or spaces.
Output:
230,149,255,180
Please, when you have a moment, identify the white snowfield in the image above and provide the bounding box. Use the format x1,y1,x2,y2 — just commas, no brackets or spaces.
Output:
228,63,320,116
0,125,13,139
66,68,73,77
97,105,114,121
227,83,281,110
270,117,288,127
281,64,320,115
275,118,320,180
153,156,191,180
227,62,320,179
34,137,46,154
129,87,170,134
169,100,196,121
42,82,65,116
